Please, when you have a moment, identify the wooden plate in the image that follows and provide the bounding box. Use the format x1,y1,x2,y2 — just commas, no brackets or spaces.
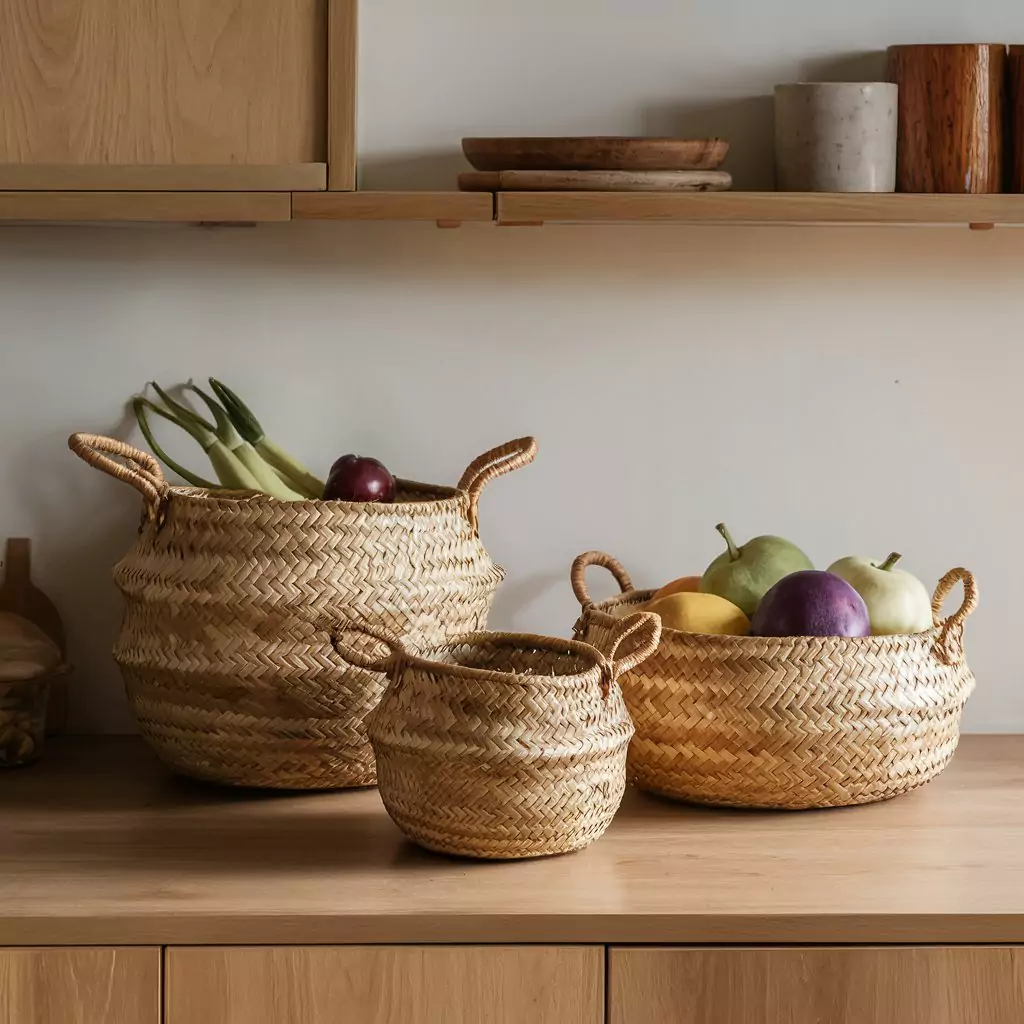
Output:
462,137,729,172
459,170,732,192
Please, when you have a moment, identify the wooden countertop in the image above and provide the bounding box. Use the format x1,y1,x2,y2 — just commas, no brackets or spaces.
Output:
1,736,1022,946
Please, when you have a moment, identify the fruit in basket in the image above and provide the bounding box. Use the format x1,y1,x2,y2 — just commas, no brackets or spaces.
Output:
645,592,750,636
700,523,813,617
323,455,397,503
651,575,702,601
826,553,933,635
751,570,870,638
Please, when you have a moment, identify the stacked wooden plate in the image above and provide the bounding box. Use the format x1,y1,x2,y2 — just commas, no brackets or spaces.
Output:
459,137,731,192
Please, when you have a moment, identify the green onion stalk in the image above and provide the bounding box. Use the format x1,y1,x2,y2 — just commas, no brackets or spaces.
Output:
209,378,325,499
141,385,265,493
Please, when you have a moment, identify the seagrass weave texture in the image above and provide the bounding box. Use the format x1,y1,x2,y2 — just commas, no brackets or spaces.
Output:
68,432,536,789
571,551,978,810
342,613,661,858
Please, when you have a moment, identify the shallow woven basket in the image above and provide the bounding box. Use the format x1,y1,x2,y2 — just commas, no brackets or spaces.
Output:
337,613,661,859
68,432,536,790
571,551,978,810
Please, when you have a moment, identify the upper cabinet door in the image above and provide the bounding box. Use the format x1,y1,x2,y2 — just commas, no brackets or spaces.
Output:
609,947,1024,1024
166,946,603,1024
0,948,160,1024
0,0,356,190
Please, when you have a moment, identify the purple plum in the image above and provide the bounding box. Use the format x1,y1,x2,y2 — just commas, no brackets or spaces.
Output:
751,570,871,638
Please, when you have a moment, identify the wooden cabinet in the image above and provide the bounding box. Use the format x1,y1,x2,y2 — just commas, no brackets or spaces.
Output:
165,946,603,1024
0,0,356,191
0,948,160,1024
609,947,1024,1024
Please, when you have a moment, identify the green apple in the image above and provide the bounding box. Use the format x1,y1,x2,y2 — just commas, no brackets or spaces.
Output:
826,552,932,636
700,523,813,618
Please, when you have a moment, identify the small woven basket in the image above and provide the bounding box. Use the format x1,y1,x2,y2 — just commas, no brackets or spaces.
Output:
337,613,661,859
68,432,536,790
571,551,978,810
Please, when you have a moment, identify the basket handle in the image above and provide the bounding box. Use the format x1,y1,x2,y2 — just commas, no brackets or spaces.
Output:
571,551,636,610
931,567,978,666
330,622,409,674
68,433,168,519
601,611,662,681
457,437,538,533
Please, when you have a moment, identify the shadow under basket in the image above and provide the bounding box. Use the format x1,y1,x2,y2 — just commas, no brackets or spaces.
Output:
570,551,978,810
68,432,536,790
337,613,661,859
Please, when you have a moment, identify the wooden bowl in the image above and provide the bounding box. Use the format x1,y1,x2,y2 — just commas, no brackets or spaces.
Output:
462,137,730,172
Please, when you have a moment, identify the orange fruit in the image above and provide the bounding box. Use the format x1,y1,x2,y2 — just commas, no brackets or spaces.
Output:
650,575,701,602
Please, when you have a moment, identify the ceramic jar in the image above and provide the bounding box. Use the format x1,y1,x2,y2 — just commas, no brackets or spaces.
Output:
774,83,898,192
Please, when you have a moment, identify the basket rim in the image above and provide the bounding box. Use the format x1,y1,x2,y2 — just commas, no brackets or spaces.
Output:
399,631,610,686
164,477,468,515
586,589,943,650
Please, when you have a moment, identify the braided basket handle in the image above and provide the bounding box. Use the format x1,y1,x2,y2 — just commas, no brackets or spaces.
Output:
68,433,167,518
331,622,408,674
602,611,662,679
457,437,537,533
931,567,978,666
571,551,636,609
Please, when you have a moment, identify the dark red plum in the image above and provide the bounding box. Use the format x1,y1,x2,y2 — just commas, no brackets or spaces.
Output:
751,570,870,638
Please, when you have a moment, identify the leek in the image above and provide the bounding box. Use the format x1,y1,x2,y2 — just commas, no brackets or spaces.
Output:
183,384,306,501
209,378,325,499
133,398,217,489
142,388,263,492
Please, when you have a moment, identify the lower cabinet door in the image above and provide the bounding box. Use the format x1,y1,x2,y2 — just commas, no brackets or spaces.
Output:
166,946,603,1024
0,948,160,1024
610,947,1024,1024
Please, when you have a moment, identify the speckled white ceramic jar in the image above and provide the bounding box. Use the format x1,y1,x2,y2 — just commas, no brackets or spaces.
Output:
774,82,898,192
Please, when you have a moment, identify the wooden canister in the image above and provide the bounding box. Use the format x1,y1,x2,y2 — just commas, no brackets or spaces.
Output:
888,44,1006,193
1008,47,1024,192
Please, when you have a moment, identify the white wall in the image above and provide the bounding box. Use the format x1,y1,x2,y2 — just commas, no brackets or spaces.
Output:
1,0,1021,733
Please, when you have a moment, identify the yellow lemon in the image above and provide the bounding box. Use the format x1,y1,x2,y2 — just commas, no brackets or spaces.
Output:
650,575,702,602
645,592,750,636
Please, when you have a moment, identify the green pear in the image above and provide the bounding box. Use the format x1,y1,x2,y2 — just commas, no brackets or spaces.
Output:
700,523,814,617
826,552,933,636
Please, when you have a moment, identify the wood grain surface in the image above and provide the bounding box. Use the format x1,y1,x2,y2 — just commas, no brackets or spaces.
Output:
166,947,602,1024
327,0,358,190
0,165,327,191
0,0,326,166
0,736,1022,946
495,191,1024,224
1008,47,1024,193
0,948,159,1024
462,137,729,172
293,190,494,221
888,44,1006,193
458,170,732,192
609,947,1024,1024
0,192,291,222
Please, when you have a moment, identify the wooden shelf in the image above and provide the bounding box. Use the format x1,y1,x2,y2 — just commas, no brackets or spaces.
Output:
0,164,327,192
293,190,494,223
1,735,1022,946
496,191,1024,226
0,191,292,223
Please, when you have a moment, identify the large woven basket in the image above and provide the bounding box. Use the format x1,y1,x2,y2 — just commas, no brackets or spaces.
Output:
336,613,661,859
571,551,978,810
68,432,536,790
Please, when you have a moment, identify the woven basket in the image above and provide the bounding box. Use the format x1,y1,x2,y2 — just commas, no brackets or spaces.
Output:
336,613,661,859
68,432,536,790
571,551,978,810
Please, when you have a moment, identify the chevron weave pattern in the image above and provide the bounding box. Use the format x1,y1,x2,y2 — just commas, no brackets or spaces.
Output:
571,551,978,810
69,433,536,789
356,614,661,858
